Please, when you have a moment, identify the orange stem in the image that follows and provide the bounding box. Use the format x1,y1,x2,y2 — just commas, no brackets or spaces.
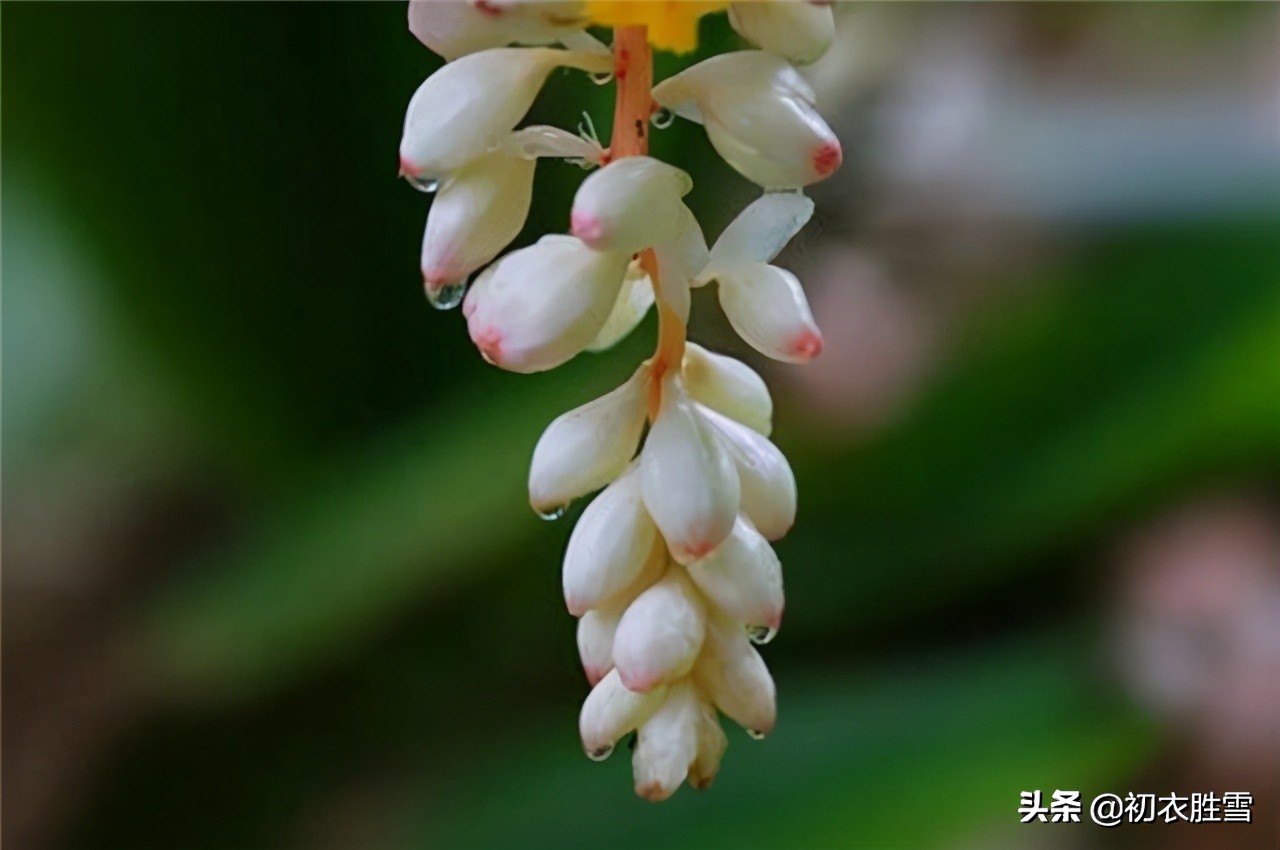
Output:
611,26,686,420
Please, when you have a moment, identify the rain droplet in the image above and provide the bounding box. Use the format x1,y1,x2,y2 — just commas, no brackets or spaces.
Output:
747,729,767,741
425,282,465,310
406,174,440,193
587,744,614,762
650,108,675,130
746,624,777,645
590,70,614,86
536,503,569,521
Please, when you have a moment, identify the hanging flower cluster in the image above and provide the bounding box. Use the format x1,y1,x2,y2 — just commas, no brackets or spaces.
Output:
400,0,839,801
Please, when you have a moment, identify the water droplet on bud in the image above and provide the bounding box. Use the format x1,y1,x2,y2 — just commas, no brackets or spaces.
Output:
425,282,465,310
406,174,440,193
747,729,767,741
535,503,570,521
650,108,675,130
590,71,614,86
746,624,777,645
587,744,614,761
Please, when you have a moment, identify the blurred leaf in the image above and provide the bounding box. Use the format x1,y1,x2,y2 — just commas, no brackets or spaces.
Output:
392,630,1153,850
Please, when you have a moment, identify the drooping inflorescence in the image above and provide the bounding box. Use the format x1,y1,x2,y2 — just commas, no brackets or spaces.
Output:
400,0,839,801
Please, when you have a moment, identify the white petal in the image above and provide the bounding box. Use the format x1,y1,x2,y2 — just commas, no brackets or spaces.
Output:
408,1,587,61
651,203,709,323
651,51,840,189
579,669,668,758
707,191,814,270
683,343,772,436
686,515,784,630
632,680,701,801
640,374,740,563
695,614,777,737
528,365,648,513
400,48,610,179
728,2,835,65
700,406,796,541
504,125,604,165
716,262,824,364
562,463,659,615
586,261,654,352
421,148,534,290
571,157,692,255
463,235,630,372
612,568,707,693
687,694,728,789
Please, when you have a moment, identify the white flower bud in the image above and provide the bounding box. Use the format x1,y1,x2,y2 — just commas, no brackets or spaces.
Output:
700,406,797,541
421,147,535,292
687,695,728,789
716,262,823,364
562,463,659,616
728,1,835,66
632,679,701,801
408,1,589,62
695,614,777,737
463,235,629,372
528,365,648,514
651,51,841,189
686,515,784,630
571,157,692,256
586,260,654,352
400,47,610,179
683,343,773,436
640,373,740,564
612,568,707,693
579,669,668,759
651,203,710,324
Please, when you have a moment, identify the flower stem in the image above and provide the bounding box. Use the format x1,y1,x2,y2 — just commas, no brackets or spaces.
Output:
611,26,686,418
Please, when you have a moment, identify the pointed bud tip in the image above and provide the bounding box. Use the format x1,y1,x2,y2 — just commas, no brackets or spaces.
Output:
617,668,663,694
470,324,504,365
813,140,842,178
570,209,605,246
635,781,675,803
790,328,824,361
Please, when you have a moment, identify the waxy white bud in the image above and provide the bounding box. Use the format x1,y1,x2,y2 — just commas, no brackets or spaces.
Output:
579,669,668,759
695,614,777,737
706,190,814,272
683,343,773,436
632,679,701,801
701,406,797,541
400,47,610,179
612,568,707,692
408,1,590,61
562,463,660,616
687,696,729,789
528,365,648,513
463,235,629,372
716,262,824,363
640,373,740,564
686,515,784,630
728,1,835,66
651,51,841,189
571,156,693,256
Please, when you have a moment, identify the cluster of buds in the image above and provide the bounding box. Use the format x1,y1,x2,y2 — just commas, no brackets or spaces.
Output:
399,1,839,800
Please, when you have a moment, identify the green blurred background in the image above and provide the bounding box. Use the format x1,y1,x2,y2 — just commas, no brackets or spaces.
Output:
4,3,1279,849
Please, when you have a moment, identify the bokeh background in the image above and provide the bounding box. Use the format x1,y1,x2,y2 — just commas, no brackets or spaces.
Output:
4,3,1279,849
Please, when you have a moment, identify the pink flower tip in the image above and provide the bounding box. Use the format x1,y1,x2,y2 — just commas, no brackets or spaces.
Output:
570,209,605,246
470,325,504,366
790,328,824,361
617,668,662,693
812,140,842,178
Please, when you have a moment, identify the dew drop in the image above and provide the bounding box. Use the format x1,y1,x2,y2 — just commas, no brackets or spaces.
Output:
587,744,614,762
425,282,465,310
650,108,675,130
590,70,615,86
747,729,767,741
536,503,569,521
406,174,440,193
746,624,777,645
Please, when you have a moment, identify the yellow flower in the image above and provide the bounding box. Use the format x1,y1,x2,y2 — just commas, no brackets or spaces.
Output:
584,1,730,54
